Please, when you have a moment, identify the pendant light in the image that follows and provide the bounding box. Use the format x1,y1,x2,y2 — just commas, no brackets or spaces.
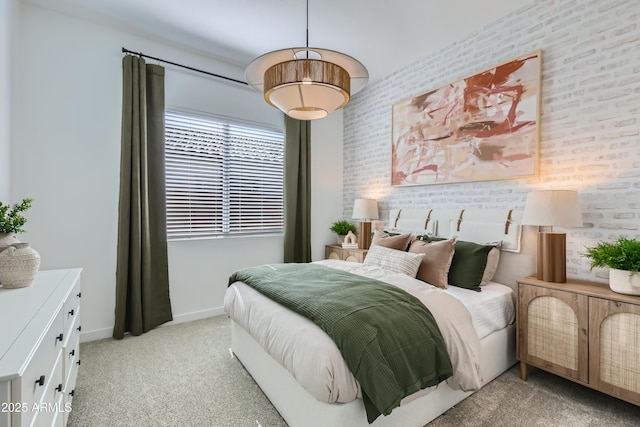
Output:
245,0,368,120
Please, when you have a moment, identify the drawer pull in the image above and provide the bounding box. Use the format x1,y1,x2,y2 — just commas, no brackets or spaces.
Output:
55,384,62,393
56,333,64,343
70,349,75,357
77,292,82,298
36,375,45,387
77,359,81,366
68,309,75,316
69,390,75,397
77,326,82,332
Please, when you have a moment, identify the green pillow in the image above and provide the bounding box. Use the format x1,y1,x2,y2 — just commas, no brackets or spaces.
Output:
418,236,496,291
448,241,496,292
419,235,444,242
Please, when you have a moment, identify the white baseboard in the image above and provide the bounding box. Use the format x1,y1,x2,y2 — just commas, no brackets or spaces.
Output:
80,327,112,343
169,306,226,325
79,306,226,343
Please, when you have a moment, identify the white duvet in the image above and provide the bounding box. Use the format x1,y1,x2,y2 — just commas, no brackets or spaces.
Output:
444,282,515,340
224,259,483,404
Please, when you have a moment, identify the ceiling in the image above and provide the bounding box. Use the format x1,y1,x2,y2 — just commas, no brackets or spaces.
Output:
26,0,534,84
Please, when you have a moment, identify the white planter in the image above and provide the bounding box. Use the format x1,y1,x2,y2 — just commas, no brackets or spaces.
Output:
609,268,640,296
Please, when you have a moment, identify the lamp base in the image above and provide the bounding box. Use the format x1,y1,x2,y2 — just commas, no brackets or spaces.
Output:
536,232,567,283
359,222,372,249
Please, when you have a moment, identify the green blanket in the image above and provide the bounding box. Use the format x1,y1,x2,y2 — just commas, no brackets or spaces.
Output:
228,263,453,423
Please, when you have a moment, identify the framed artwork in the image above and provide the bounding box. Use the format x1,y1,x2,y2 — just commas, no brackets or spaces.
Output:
392,50,541,186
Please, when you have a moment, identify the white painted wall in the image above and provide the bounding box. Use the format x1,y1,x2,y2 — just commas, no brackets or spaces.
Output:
11,3,343,341
0,0,18,201
310,113,344,260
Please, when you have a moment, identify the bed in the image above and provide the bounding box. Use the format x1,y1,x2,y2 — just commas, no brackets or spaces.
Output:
224,208,536,427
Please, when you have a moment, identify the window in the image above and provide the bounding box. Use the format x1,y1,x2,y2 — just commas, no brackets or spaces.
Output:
165,110,284,239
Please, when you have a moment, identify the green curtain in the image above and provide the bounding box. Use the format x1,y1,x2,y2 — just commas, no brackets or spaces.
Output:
283,115,311,263
113,55,173,339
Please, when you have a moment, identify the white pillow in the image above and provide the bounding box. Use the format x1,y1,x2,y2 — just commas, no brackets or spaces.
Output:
364,245,424,278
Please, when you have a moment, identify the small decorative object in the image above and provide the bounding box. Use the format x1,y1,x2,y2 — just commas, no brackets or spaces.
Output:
0,243,41,288
583,237,640,295
329,220,358,244
344,231,357,244
0,198,38,288
342,231,358,248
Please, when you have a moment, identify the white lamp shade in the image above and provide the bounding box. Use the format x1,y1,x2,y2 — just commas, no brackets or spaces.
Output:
521,190,583,227
266,77,347,120
352,199,379,220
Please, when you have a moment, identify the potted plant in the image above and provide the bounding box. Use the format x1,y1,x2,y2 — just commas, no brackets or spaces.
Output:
329,220,357,244
0,198,33,245
583,237,640,295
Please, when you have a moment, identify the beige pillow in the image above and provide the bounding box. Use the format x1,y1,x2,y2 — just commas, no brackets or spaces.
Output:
371,230,413,251
481,247,501,285
408,237,457,289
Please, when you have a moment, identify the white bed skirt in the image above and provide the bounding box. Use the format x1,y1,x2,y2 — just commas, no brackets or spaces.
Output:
231,320,516,427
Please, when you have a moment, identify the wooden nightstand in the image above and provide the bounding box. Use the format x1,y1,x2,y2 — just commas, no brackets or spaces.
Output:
517,276,640,406
325,244,368,263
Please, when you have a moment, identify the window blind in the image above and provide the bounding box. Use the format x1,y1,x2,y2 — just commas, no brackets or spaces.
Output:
165,111,284,239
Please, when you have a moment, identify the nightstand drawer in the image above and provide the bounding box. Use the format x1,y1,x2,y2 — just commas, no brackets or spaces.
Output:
326,249,341,260
325,245,368,263
517,283,589,383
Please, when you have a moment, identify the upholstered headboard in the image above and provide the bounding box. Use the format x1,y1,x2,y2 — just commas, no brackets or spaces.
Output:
386,208,536,290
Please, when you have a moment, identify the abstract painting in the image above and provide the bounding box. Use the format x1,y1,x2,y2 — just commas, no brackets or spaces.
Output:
392,50,541,186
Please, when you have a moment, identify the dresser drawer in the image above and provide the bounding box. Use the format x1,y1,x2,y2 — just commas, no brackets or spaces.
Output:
62,281,81,339
64,306,81,357
64,334,80,393
17,309,64,412
30,351,64,427
20,350,64,427
63,342,80,427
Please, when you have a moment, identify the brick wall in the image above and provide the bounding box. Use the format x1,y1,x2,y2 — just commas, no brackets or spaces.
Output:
342,0,640,282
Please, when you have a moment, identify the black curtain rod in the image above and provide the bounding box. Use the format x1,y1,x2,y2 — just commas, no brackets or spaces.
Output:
121,47,248,86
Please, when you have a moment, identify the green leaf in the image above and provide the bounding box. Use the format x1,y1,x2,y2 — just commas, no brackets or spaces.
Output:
0,198,34,234
329,220,358,235
583,237,640,273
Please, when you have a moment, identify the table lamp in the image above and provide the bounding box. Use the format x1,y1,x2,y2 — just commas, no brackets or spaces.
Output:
521,190,583,283
352,199,379,249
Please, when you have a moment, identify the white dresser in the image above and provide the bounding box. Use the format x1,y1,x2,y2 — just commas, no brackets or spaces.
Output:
0,269,82,427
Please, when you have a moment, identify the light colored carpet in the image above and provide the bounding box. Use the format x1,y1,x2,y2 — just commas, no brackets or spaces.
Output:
68,316,285,427
68,316,640,426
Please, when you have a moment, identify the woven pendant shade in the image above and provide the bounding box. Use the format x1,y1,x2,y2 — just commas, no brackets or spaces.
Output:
246,47,368,121
264,59,350,120
246,1,367,119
